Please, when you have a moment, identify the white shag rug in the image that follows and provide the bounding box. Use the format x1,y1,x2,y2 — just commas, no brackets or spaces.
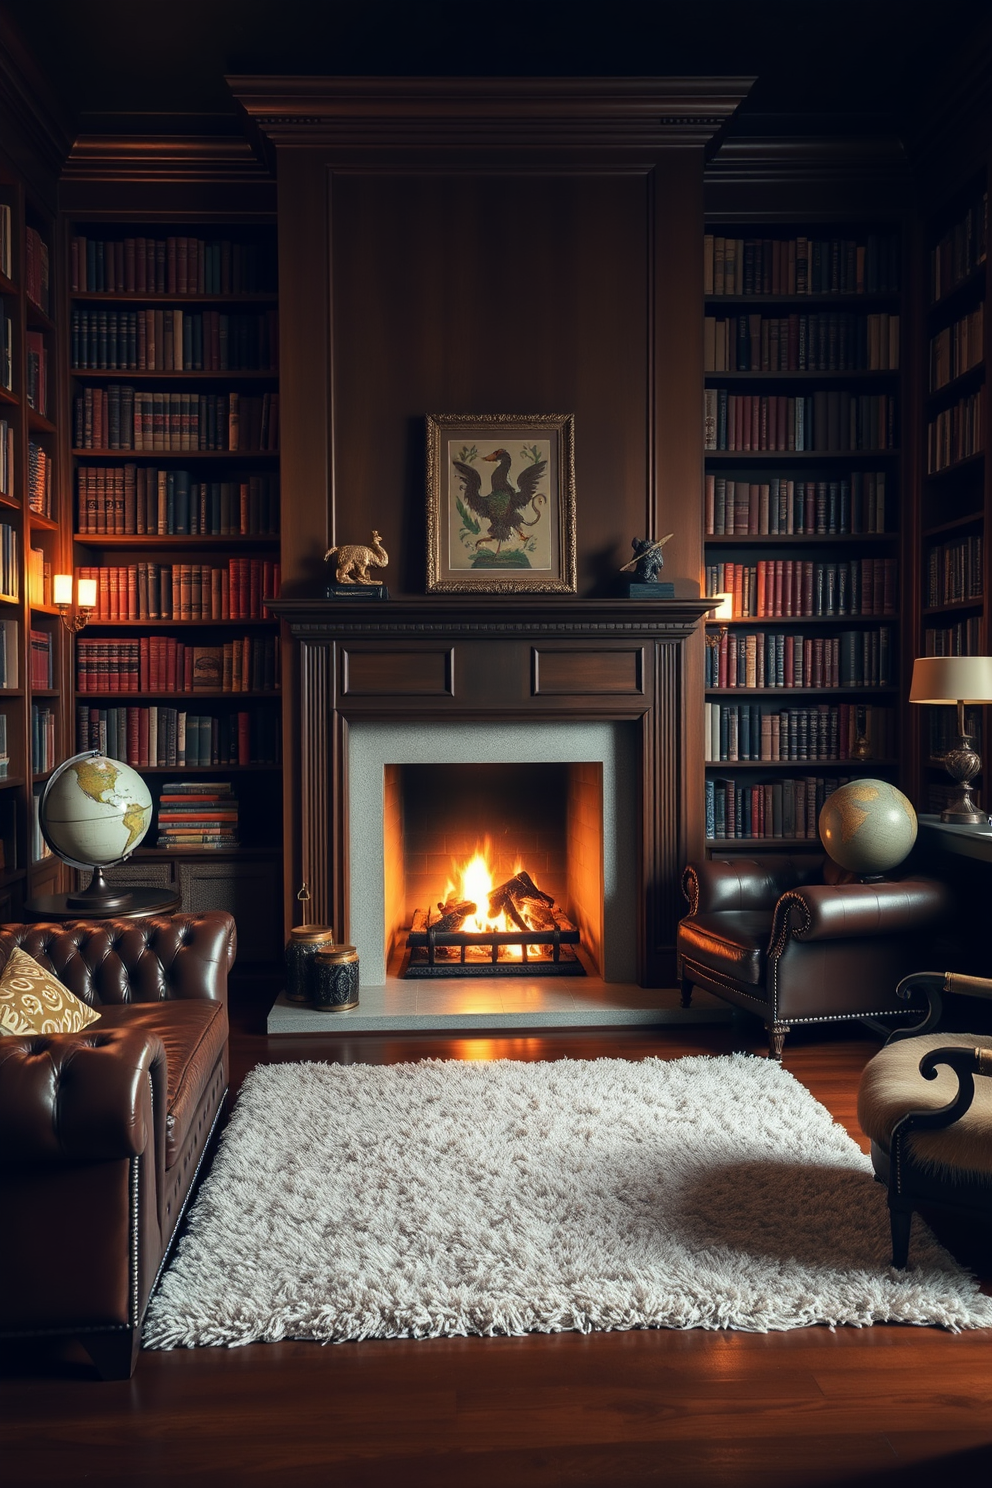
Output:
143,1054,992,1348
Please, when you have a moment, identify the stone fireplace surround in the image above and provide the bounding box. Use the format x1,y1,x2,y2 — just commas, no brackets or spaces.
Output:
268,596,716,1030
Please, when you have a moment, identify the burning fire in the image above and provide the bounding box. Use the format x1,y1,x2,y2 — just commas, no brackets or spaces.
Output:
443,841,522,933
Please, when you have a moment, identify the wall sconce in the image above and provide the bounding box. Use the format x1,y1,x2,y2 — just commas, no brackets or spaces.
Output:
704,592,733,648
909,655,992,825
54,575,97,633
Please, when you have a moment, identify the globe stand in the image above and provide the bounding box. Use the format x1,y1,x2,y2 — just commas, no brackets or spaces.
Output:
64,865,137,914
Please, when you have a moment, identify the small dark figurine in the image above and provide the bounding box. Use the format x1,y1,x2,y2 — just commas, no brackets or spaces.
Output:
618,532,675,597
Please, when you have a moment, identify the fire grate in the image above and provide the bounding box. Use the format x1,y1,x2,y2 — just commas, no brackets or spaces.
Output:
404,912,584,977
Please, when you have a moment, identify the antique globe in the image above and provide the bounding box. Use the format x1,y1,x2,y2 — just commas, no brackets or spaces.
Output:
818,779,918,878
40,750,153,912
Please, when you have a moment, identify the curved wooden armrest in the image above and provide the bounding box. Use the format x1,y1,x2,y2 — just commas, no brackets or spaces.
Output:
886,969,992,1045
891,1045,992,1159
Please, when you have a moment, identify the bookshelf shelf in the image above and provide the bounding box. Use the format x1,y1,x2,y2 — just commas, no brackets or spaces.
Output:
705,292,901,308
70,292,278,306
706,685,899,697
705,614,897,627
707,838,823,851
70,370,278,382
73,534,278,547
27,411,55,435
923,511,984,537
704,449,901,461
0,385,17,408
78,690,280,701
704,370,899,383
705,533,896,546
705,759,897,770
72,448,278,460
0,776,25,790
924,363,985,407
921,599,984,615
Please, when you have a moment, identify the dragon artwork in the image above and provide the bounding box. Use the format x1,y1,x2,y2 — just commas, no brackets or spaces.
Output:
451,445,548,568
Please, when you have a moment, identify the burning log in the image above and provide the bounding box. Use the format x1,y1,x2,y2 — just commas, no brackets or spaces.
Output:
428,897,476,933
488,871,557,931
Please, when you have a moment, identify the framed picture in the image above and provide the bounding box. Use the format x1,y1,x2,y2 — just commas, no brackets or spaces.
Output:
426,413,577,593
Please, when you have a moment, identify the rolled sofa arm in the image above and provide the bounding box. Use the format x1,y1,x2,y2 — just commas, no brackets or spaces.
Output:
0,1026,167,1164
682,855,819,916
771,877,951,945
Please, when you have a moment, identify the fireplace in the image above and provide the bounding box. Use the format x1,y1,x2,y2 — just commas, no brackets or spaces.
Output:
271,595,712,993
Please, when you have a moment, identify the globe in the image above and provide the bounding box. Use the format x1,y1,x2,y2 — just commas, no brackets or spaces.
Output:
818,779,918,876
41,751,153,871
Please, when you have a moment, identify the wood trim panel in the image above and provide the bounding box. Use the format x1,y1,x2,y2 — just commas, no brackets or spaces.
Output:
342,647,454,697
532,646,644,696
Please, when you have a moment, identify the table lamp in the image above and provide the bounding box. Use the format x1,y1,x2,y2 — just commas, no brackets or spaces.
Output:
909,655,992,824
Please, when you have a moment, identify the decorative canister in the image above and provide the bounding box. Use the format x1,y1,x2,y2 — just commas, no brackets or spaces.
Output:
312,944,360,1011
285,924,336,1003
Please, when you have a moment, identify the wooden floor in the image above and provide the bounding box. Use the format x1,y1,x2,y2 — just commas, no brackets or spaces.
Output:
3,1002,992,1488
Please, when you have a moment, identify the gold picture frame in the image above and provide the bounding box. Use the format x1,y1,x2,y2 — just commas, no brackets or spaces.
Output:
426,413,577,593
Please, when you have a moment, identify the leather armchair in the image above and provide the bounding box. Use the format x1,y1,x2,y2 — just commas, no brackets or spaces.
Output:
0,913,236,1379
858,969,992,1268
678,855,951,1058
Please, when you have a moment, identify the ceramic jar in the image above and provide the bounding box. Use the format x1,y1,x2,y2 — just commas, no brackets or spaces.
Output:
312,944,360,1011
284,924,336,1003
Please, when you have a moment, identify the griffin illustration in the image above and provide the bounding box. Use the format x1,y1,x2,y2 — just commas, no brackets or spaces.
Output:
453,448,548,553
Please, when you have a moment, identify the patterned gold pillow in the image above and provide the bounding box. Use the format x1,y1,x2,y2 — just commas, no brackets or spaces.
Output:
0,947,101,1036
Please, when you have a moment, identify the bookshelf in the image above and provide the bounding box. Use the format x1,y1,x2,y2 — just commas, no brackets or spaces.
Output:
702,224,905,851
914,178,989,815
65,220,283,959
0,158,67,917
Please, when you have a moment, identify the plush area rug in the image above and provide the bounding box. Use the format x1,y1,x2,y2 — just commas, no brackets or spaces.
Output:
143,1054,992,1348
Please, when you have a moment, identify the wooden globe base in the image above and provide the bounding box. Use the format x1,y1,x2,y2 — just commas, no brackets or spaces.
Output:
64,866,136,913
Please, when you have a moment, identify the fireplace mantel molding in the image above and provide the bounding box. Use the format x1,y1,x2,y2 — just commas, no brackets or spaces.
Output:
271,595,712,986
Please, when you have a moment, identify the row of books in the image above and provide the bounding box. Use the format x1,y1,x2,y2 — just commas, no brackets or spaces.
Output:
704,313,900,373
704,703,894,764
28,545,52,607
930,191,987,303
76,634,280,694
704,391,897,453
0,203,10,280
705,472,888,536
926,387,985,473
0,522,18,600
76,705,280,767
27,441,52,517
31,702,55,774
923,618,982,656
704,559,897,618
0,420,12,498
75,559,281,621
73,387,280,452
929,304,984,391
705,628,893,690
24,226,50,314
0,618,18,687
70,236,274,296
29,629,52,689
925,536,983,607
155,780,239,850
30,790,51,863
71,308,279,372
1,311,11,390
76,467,279,536
704,233,900,298
705,775,852,841
25,331,47,417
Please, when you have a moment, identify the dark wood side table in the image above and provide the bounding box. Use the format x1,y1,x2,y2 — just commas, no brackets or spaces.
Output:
24,888,182,922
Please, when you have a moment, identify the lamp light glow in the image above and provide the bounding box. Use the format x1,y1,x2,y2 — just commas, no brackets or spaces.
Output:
909,656,992,825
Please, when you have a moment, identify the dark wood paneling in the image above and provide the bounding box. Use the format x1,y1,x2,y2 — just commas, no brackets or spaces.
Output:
533,647,643,696
342,647,453,697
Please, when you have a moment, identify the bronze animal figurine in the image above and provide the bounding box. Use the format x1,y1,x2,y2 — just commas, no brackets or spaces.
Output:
324,531,389,585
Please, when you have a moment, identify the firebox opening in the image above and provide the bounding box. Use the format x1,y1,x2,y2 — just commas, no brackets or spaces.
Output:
384,761,604,978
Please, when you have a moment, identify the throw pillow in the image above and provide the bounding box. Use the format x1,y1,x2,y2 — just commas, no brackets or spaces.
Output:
0,947,101,1036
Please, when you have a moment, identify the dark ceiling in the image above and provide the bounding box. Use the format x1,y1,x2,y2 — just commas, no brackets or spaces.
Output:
4,0,990,135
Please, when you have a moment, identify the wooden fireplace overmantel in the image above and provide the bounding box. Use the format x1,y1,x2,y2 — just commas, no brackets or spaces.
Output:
271,595,712,986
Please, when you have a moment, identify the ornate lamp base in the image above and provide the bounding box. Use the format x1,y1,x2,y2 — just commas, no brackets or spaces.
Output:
941,735,988,825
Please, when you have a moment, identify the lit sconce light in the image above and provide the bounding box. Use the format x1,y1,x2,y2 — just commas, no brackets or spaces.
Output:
54,574,97,633
704,592,733,647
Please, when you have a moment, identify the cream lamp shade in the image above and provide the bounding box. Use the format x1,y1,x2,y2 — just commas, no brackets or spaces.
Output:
909,655,992,704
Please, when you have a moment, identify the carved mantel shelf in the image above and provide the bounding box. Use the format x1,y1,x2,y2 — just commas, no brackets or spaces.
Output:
271,595,712,986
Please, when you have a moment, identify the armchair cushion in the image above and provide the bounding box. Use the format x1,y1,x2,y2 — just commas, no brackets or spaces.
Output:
676,910,770,988
0,948,101,1036
858,1031,992,1182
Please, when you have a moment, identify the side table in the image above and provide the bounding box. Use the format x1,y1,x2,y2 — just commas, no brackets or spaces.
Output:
24,888,182,922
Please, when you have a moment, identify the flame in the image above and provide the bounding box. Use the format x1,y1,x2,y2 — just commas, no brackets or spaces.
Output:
440,839,526,955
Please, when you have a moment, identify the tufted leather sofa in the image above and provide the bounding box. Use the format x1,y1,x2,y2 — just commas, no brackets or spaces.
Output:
0,912,236,1378
678,856,951,1058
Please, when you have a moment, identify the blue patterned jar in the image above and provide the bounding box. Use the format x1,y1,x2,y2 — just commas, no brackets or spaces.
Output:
313,944,360,1011
285,925,335,1003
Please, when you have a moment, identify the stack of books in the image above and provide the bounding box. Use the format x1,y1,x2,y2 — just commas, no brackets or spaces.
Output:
155,781,239,850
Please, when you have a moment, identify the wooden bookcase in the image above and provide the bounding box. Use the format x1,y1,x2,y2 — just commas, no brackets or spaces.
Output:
63,216,283,961
912,176,989,813
702,219,906,851
0,162,68,918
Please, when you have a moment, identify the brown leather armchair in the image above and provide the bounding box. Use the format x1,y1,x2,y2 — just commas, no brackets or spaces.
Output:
0,912,236,1378
678,855,951,1058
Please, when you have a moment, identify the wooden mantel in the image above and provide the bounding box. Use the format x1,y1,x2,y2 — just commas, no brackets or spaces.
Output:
271,595,713,986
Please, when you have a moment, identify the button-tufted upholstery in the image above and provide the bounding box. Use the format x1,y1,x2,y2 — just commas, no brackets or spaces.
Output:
0,912,235,1379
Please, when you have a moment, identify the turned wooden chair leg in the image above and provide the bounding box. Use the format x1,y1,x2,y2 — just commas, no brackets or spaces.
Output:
889,1200,914,1270
680,975,694,1009
769,1022,790,1061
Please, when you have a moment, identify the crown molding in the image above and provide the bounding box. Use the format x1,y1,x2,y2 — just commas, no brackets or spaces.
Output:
61,128,275,185
227,75,755,151
706,128,911,188
0,12,74,191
